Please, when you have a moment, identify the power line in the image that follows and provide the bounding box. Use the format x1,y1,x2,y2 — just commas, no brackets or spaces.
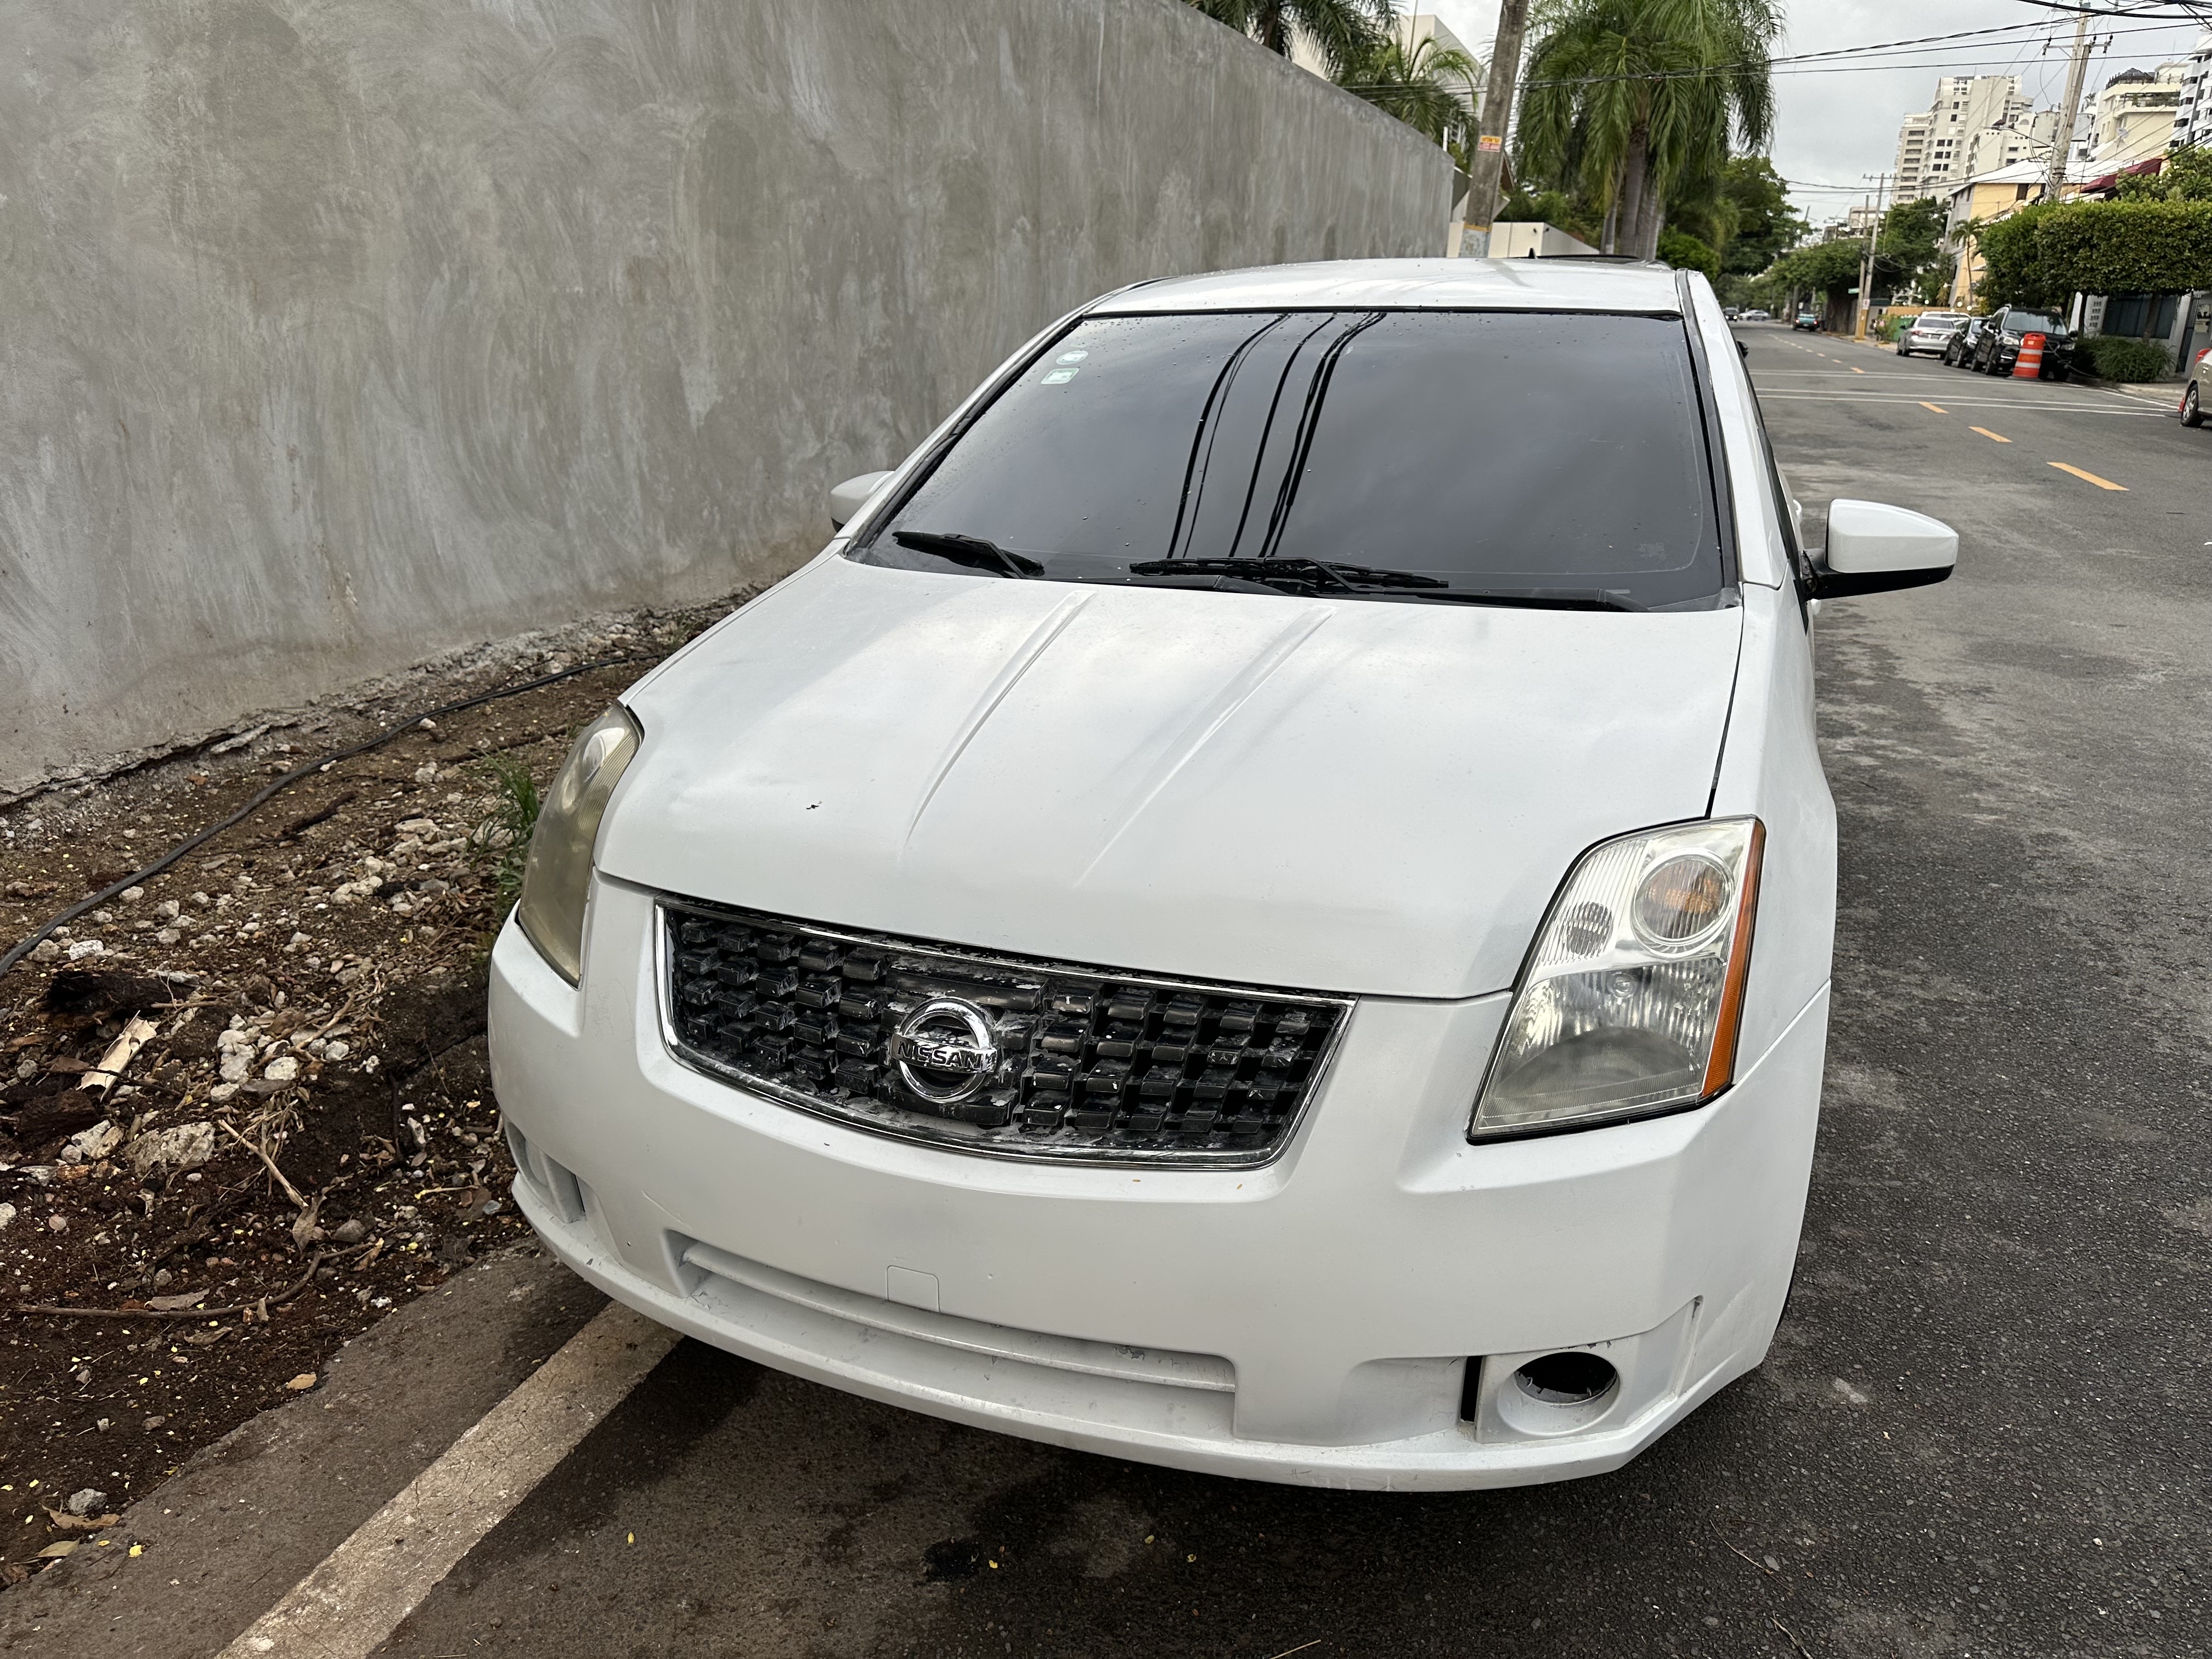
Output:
1522,19,2199,90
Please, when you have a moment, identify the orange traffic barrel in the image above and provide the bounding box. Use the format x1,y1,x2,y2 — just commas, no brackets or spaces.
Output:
2013,332,2045,379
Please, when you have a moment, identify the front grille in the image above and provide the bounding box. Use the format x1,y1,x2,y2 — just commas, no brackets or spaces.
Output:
658,899,1350,1166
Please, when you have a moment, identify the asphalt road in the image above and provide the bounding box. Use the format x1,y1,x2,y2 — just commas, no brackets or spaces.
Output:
15,325,2208,1659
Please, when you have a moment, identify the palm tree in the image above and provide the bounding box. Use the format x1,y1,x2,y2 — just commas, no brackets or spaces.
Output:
1186,0,1397,79
1338,32,1485,156
1514,0,1780,258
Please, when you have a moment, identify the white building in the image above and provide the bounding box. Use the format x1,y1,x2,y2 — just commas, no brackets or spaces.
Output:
2087,65,2186,167
2175,34,2212,151
1892,76,2043,199
1892,111,1934,195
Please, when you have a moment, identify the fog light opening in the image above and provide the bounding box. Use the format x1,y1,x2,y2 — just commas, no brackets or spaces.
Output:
1512,1351,1618,1406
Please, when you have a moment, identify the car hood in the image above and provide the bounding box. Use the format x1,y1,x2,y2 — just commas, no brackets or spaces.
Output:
603,558,1745,1000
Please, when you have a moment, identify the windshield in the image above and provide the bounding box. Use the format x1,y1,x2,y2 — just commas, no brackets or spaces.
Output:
855,309,1730,610
2006,311,2063,333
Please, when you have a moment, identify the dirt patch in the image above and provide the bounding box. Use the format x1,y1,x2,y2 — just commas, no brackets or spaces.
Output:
0,599,735,1587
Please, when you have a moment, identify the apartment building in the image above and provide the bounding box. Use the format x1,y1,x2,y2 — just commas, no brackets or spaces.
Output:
1891,76,2044,199
2087,64,2186,166
2176,33,2212,150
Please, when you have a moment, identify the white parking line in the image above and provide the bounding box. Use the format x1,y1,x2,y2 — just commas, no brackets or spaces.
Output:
216,1302,678,1659
1757,392,2165,416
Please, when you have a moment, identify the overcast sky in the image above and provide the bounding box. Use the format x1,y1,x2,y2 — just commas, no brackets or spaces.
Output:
1423,1,2208,226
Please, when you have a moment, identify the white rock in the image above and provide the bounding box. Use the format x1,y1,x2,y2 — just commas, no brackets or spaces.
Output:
0,1204,15,1231
60,1121,122,1164
65,939,105,959
121,887,145,902
29,940,60,962
158,899,180,918
396,818,440,836
207,1081,240,1103
155,928,181,945
323,1040,350,1062
263,1056,301,1082
127,1121,216,1177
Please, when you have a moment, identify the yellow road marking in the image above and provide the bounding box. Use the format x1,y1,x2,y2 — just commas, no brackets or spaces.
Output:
1850,366,1866,374
1919,402,1947,413
2049,461,2126,490
1970,426,2011,442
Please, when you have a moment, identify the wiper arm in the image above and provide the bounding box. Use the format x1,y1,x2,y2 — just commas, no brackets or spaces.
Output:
893,529,1045,578
1127,557,1446,592
1395,587,1646,612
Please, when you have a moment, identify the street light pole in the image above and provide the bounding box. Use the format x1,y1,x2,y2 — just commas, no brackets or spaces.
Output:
1855,172,1890,342
2047,15,2092,202
1461,0,1531,258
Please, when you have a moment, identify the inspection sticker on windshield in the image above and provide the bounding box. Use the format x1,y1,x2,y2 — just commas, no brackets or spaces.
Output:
1041,367,1079,384
1056,349,1088,364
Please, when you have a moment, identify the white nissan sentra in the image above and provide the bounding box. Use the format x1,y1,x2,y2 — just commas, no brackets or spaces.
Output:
488,260,1957,1489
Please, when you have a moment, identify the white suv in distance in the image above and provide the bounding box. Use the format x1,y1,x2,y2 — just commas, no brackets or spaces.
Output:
488,261,1957,1489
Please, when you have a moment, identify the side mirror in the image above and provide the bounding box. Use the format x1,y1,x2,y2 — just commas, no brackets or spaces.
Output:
1812,499,1957,598
829,470,895,532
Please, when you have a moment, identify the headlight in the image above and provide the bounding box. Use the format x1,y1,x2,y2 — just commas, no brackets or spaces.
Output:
1471,818,1764,1140
516,704,640,983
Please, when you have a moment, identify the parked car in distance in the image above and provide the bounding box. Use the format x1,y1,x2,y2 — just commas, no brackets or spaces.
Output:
2180,345,2209,427
1966,307,2074,379
1793,311,1819,330
1941,316,1990,368
1723,306,1741,319
1896,311,1967,358
1742,308,1771,321
487,259,1960,1492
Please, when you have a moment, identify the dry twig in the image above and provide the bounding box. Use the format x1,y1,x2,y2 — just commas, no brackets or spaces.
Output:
13,1246,368,1321
217,1116,309,1210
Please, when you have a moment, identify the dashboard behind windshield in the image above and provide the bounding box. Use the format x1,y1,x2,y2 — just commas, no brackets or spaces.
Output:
852,309,1732,611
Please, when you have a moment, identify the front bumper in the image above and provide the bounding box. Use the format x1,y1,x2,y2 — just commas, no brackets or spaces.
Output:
489,880,1829,1491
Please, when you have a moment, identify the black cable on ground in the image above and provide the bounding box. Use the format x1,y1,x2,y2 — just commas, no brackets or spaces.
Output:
0,654,659,984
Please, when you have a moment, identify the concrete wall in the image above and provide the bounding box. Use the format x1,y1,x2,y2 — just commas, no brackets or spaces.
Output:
0,0,1448,790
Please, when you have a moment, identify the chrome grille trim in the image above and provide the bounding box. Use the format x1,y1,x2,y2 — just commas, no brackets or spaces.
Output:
653,897,1352,1169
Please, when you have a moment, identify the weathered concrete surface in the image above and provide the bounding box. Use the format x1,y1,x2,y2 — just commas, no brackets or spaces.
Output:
0,0,1448,791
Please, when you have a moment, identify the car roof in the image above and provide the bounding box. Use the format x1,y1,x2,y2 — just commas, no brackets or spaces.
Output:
1096,258,1685,315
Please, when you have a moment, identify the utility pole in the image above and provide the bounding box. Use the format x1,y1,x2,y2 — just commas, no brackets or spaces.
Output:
1460,0,1531,258
2047,15,2092,202
1854,173,1889,341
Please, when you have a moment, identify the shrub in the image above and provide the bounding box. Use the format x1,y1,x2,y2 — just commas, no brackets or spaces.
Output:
2075,335,2174,382
1657,229,1720,281
471,755,543,910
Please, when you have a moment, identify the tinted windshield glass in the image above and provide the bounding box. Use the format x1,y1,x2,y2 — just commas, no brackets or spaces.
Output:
859,309,1729,610
2006,311,2062,332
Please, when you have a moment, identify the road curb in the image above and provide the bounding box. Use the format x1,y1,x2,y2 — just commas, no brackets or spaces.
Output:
0,1244,606,1658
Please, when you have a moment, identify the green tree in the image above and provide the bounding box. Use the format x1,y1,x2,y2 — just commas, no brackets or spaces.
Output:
1715,155,1803,274
2114,145,2212,204
1184,0,1394,76
1974,199,2212,310
1874,196,1949,303
1514,0,1782,258
1657,228,1720,279
1766,236,1865,319
1336,30,1483,154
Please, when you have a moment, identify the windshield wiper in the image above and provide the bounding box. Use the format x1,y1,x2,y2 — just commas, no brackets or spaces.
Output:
1127,557,1446,593
893,530,1045,578
1389,587,1646,612
1126,558,1642,610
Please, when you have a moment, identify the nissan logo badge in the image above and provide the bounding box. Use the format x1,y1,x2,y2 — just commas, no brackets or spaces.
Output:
893,997,1000,1104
